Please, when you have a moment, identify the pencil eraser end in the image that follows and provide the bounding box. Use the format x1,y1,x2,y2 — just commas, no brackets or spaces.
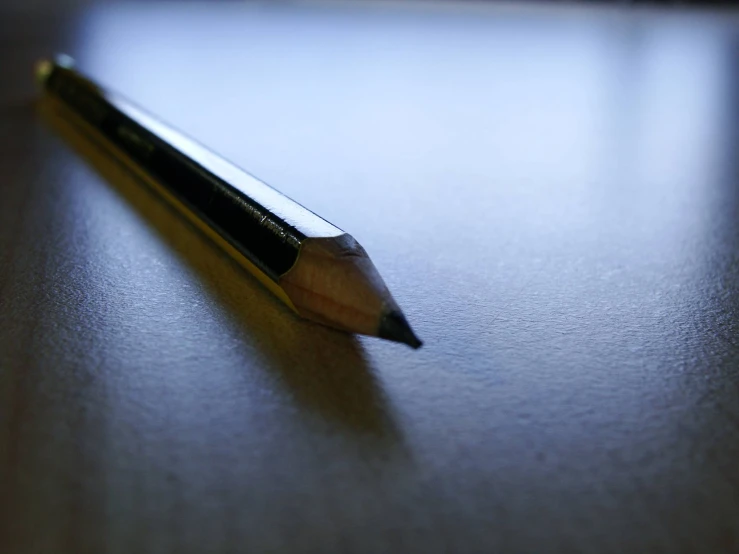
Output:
34,59,53,87
35,54,76,87
33,60,54,87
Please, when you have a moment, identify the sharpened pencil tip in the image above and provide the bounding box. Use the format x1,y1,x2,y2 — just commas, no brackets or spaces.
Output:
378,309,423,349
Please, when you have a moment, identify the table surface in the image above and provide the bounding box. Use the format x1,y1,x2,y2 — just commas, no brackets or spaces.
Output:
2,2,739,553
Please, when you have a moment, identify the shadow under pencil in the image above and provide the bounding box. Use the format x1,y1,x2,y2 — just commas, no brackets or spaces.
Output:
36,97,406,446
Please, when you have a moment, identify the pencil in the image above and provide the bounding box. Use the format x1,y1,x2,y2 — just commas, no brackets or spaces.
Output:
36,54,422,348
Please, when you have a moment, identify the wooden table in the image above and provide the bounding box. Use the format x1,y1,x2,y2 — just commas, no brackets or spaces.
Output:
2,2,739,552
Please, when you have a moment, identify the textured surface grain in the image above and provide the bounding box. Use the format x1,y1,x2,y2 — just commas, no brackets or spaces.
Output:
2,2,739,553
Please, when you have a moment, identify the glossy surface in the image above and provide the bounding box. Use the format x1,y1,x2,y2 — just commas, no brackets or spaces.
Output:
2,2,739,553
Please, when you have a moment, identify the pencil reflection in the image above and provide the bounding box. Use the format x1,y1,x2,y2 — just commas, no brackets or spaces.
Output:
37,97,405,445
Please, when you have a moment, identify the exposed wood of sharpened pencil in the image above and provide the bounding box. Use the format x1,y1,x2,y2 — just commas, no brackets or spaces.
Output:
35,55,422,348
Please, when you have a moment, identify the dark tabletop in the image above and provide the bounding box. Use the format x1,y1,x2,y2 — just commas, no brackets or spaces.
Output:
2,2,739,553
